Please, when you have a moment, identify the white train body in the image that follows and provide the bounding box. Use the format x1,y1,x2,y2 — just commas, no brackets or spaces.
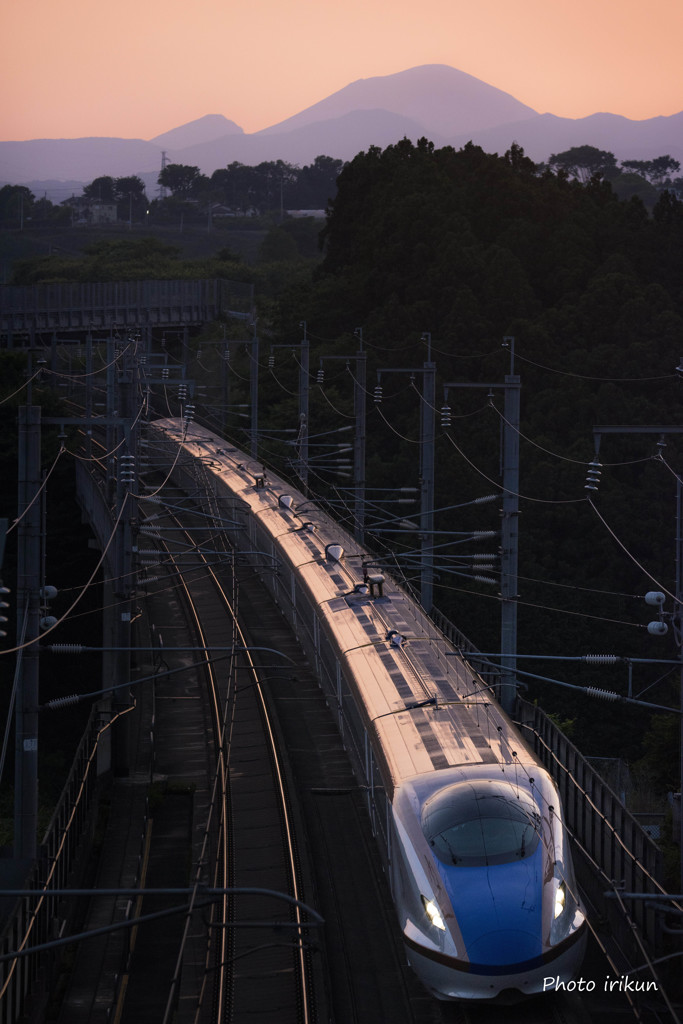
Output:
148,418,587,1001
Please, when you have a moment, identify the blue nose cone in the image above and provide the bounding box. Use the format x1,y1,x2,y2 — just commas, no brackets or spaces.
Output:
467,928,539,965
438,854,543,970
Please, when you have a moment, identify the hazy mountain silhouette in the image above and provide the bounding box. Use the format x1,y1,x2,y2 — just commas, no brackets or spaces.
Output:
450,110,683,165
1,64,681,195
171,109,436,170
255,65,538,138
150,114,243,150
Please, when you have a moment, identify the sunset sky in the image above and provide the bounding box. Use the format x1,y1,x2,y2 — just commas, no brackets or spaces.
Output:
3,0,682,141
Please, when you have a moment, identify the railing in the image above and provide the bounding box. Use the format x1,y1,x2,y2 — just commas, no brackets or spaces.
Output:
430,606,675,967
0,278,253,334
514,698,670,956
0,703,117,1024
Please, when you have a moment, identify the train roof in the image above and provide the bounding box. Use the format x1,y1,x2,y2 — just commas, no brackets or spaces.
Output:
150,418,539,794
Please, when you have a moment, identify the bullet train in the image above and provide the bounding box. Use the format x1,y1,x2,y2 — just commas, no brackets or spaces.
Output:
147,417,587,1001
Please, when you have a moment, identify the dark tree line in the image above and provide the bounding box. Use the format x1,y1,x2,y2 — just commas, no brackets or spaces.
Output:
5,135,683,834
259,137,683,783
546,145,681,187
1,143,679,229
0,156,344,229
157,155,345,215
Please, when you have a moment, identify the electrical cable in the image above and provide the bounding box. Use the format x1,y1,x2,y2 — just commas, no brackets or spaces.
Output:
6,445,65,535
488,403,658,468
374,405,421,444
442,432,584,505
426,574,647,629
513,349,676,383
586,496,676,603
315,384,355,419
267,366,299,397
43,339,135,380
656,451,683,488
0,701,136,1003
0,492,131,656
0,369,43,406
514,571,648,602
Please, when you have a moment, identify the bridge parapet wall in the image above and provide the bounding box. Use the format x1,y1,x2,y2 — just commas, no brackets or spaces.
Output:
515,697,676,966
0,278,251,334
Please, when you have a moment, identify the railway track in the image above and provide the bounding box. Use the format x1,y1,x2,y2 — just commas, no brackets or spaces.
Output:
50,392,645,1023
131,482,320,1023
101,443,630,1024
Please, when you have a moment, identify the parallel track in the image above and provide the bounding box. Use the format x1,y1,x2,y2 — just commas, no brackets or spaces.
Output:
137,483,317,1023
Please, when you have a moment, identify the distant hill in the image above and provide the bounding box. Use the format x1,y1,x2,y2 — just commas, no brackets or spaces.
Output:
0,137,162,191
1,64,681,198
255,65,538,139
171,109,435,171
450,110,683,166
150,114,243,150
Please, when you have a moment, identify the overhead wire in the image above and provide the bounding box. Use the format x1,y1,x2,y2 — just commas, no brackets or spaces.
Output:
513,349,676,383
488,403,658,468
0,339,134,406
586,496,676,603
315,383,355,420
427,574,646,630
6,445,66,535
0,369,44,406
374,405,421,444
442,432,584,505
1,492,132,656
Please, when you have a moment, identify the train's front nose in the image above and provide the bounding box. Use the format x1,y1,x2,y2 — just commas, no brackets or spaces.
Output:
466,927,540,966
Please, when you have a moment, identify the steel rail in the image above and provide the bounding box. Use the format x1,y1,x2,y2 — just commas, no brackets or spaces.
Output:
151,505,232,1024
152,487,314,1023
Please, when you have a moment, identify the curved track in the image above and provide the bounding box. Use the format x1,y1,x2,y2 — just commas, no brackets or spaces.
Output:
133,483,319,1023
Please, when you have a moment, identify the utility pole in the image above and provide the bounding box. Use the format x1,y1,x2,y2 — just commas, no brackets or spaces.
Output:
590,419,683,889
501,339,521,716
299,322,309,491
268,323,311,484
374,341,436,612
352,345,367,544
249,322,259,459
420,334,436,613
15,405,41,863
443,338,521,713
316,332,367,542
109,340,139,775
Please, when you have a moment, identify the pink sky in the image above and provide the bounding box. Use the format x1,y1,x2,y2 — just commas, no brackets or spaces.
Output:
3,0,682,141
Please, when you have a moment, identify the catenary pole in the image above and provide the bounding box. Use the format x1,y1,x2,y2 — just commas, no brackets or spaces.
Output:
15,405,41,862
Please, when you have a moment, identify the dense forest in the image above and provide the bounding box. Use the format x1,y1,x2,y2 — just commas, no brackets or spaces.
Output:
3,137,683,857
259,139,683,817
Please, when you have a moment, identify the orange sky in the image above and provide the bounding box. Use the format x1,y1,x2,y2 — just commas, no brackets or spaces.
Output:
3,0,682,141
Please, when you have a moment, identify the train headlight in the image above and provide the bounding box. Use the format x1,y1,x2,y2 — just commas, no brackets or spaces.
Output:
550,877,576,945
421,895,446,931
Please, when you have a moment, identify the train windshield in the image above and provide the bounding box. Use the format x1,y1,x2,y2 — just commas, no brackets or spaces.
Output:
422,780,541,867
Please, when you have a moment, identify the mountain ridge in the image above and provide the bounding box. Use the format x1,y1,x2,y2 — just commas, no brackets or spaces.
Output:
1,64,680,196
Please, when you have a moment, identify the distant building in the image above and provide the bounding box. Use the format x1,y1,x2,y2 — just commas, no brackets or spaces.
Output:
286,210,326,219
62,196,118,225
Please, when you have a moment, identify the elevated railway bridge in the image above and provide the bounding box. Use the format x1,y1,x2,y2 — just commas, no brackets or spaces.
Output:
0,278,253,341
0,327,680,1023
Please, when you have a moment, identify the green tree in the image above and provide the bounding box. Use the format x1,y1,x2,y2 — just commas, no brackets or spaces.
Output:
620,155,681,187
31,195,69,225
210,162,257,213
0,184,34,226
290,155,345,209
548,145,618,182
158,163,209,198
114,175,148,221
83,176,116,202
